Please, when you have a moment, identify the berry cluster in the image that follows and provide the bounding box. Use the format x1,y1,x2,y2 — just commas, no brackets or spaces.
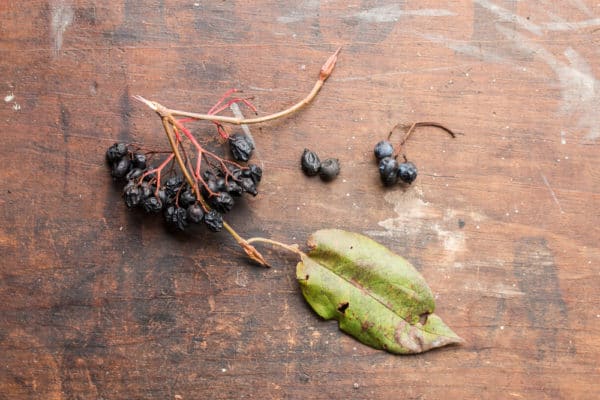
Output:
300,149,340,181
374,140,418,186
373,122,457,187
106,142,262,232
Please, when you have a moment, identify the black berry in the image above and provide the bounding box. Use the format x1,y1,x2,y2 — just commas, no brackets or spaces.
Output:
187,203,204,223
209,192,235,213
204,209,223,232
229,133,254,162
123,182,143,208
240,177,258,196
245,164,262,183
164,206,188,231
378,157,399,186
112,157,132,179
126,168,144,181
164,175,184,197
132,153,147,169
179,188,197,207
301,149,321,176
226,180,243,197
398,161,418,184
374,140,394,160
106,143,128,163
319,158,340,181
142,196,163,213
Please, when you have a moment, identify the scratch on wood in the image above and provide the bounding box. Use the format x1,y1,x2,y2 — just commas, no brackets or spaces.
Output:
50,1,74,56
540,173,564,214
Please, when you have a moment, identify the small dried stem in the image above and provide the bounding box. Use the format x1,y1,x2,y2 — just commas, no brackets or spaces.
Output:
388,121,459,159
134,47,341,126
247,237,304,258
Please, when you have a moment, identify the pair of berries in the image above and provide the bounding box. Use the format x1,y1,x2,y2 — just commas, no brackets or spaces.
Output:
301,149,340,181
374,140,418,186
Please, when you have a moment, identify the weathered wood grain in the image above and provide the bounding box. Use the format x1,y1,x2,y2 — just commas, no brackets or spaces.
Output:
1,1,599,399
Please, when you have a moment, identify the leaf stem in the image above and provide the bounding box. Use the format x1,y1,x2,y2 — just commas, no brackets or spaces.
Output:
247,237,305,258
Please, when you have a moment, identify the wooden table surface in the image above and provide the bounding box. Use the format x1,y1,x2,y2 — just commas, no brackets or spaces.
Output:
1,1,599,399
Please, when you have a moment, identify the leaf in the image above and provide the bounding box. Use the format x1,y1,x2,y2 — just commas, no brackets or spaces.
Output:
296,229,463,354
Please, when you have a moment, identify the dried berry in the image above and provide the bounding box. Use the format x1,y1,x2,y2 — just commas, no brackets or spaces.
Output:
187,203,204,223
301,149,321,176
378,157,399,186
179,188,197,207
132,153,147,169
226,180,243,197
111,157,131,179
164,205,188,231
209,192,235,213
126,168,144,181
398,161,418,184
204,209,223,232
245,164,262,183
123,182,143,208
164,175,184,197
229,133,254,162
240,177,258,196
106,143,128,163
374,140,394,160
319,158,340,181
142,195,163,213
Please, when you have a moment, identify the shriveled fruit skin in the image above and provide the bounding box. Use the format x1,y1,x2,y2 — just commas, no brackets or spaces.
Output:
301,149,321,176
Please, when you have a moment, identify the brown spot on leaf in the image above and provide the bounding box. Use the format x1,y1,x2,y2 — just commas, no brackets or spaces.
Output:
361,320,374,332
337,302,349,314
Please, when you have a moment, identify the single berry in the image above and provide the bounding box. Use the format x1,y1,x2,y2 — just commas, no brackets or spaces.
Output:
164,175,184,197
112,157,132,179
204,209,223,232
164,206,188,231
132,153,147,169
398,161,418,184
301,149,321,176
179,188,196,207
226,180,243,197
229,133,254,162
378,157,399,186
373,140,394,160
319,158,340,181
240,177,258,196
123,182,143,208
106,143,128,163
140,182,154,199
126,168,144,181
209,191,235,213
244,164,262,183
142,196,163,213
187,203,204,223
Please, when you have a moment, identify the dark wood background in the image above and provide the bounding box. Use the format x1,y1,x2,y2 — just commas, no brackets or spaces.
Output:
1,1,599,399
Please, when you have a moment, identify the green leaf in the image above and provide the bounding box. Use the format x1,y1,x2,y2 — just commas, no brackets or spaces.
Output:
296,229,463,354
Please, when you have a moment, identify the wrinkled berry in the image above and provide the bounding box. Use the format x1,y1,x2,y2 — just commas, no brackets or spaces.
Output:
204,209,223,232
132,153,147,169
226,180,243,197
142,196,163,213
164,175,184,197
374,140,394,160
301,149,321,176
140,182,153,199
112,157,132,179
398,161,418,184
240,177,258,196
229,133,254,162
123,182,143,208
164,206,188,231
244,164,262,183
209,192,235,213
106,143,128,163
126,168,144,181
319,158,340,181
187,203,204,223
179,188,196,207
378,157,399,186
